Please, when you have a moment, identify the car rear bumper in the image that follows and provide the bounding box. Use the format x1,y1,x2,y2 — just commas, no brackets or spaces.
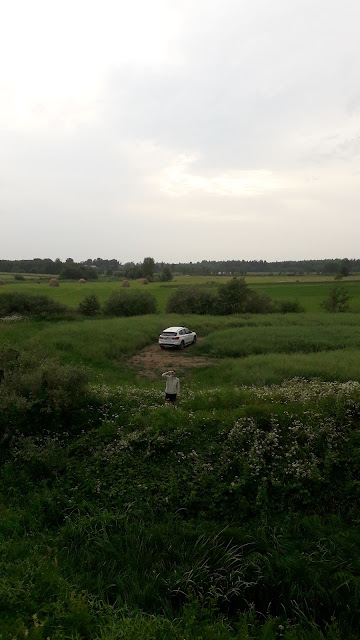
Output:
159,342,178,348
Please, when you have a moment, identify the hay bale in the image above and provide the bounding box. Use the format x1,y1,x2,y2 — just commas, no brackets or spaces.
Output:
0,279,5,285
141,278,149,285
78,278,86,284
121,280,130,287
49,278,59,287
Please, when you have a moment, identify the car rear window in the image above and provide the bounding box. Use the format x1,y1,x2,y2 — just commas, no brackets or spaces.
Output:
162,331,176,336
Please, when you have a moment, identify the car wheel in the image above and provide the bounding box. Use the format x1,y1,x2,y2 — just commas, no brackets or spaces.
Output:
192,334,197,344
179,340,185,350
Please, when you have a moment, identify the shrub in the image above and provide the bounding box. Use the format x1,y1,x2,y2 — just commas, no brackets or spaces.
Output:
321,286,350,312
274,299,305,313
14,274,25,281
0,292,68,317
244,290,275,314
0,345,92,437
217,277,249,314
103,290,157,316
217,279,276,314
160,265,173,282
78,295,101,317
166,286,217,314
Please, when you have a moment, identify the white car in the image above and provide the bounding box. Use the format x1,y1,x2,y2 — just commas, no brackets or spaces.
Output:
159,326,197,350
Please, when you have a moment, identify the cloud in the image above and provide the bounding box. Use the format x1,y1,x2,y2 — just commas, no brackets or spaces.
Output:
1,0,360,261
155,155,285,197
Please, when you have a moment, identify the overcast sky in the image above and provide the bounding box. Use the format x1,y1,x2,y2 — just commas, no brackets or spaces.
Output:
1,0,360,263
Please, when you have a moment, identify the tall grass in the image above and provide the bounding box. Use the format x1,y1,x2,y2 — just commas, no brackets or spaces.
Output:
2,309,360,637
196,324,360,358
1,375,360,638
2,313,360,385
188,349,360,386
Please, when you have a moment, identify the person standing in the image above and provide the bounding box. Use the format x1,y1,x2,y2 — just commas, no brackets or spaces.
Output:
162,370,180,407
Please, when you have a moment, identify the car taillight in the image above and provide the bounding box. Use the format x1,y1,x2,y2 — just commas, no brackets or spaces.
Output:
172,337,179,340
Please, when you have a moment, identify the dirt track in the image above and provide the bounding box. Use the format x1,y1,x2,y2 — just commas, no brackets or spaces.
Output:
129,343,214,378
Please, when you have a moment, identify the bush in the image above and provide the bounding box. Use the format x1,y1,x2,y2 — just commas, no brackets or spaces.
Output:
0,292,68,317
166,286,217,314
217,277,249,314
244,290,275,314
160,265,173,282
217,278,278,314
78,295,101,317
0,345,92,437
321,286,350,312
103,290,157,316
14,274,25,281
274,299,305,313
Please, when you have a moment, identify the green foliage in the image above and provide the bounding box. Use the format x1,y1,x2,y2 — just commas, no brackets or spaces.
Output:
1,378,360,637
321,286,350,312
103,290,157,316
142,256,155,279
217,277,250,314
0,292,68,317
166,286,217,314
0,345,93,437
339,259,350,277
274,299,305,313
60,264,98,280
77,294,101,316
14,274,25,281
165,279,302,316
160,265,173,281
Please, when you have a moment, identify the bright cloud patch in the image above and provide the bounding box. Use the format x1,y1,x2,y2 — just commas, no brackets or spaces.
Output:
158,155,284,197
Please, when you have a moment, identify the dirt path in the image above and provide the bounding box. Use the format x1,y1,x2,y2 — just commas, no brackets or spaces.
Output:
129,342,214,378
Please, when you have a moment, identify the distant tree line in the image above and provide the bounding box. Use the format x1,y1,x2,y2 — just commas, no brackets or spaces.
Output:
0,256,357,278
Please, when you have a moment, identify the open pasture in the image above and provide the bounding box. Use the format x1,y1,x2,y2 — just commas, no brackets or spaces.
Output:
1,273,360,312
2,311,360,386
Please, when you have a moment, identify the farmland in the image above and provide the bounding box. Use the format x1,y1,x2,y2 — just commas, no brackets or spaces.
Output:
1,276,360,638
1,273,360,312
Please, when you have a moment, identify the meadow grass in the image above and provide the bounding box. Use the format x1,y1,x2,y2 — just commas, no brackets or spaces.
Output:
196,323,360,358
188,348,360,386
1,274,360,312
2,300,360,637
1,373,360,638
1,312,360,384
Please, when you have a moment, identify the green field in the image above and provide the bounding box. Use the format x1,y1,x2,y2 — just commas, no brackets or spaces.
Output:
1,284,360,638
1,273,360,312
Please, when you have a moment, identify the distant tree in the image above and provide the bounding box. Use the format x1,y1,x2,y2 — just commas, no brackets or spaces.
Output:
60,265,83,280
60,265,98,280
160,265,173,282
323,261,339,275
125,265,143,280
142,257,155,279
321,286,350,312
339,259,350,278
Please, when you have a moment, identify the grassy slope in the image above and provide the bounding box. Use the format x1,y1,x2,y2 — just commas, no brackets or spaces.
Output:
2,306,360,637
2,312,360,385
1,375,360,639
